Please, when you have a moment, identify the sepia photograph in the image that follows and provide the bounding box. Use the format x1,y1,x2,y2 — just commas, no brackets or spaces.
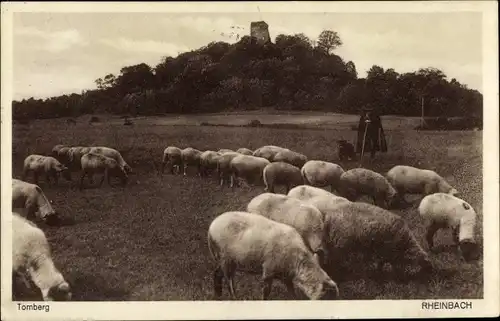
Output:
1,1,499,320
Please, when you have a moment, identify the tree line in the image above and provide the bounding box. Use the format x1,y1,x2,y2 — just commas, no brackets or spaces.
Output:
12,30,482,122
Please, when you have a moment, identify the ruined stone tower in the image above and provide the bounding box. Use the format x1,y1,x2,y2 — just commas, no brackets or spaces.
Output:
250,21,271,45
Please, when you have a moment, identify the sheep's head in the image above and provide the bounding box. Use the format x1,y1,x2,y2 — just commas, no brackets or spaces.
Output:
59,165,72,181
44,282,72,301
460,240,480,262
448,187,459,197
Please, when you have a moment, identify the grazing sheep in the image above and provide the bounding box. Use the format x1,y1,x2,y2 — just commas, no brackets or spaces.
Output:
236,148,253,155
79,153,128,189
229,154,270,187
263,162,303,193
12,179,59,225
216,152,241,186
218,148,234,154
419,193,480,262
252,145,289,162
51,144,67,158
55,146,71,166
12,212,72,301
200,150,221,177
288,185,340,201
67,146,91,171
273,149,308,168
301,160,345,193
337,140,356,161
247,193,327,261
161,146,182,175
23,155,72,185
323,202,433,281
386,165,459,204
207,211,339,300
338,168,397,209
88,146,132,174
181,147,203,176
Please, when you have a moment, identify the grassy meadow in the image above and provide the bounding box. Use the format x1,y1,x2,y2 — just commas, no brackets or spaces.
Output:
11,111,483,301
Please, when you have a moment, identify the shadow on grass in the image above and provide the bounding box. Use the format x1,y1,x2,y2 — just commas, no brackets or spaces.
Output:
68,272,130,301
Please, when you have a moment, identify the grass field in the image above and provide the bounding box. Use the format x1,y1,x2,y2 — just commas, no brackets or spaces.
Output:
11,112,483,301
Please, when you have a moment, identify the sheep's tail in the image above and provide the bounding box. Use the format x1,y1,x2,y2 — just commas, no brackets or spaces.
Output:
207,232,219,262
301,166,311,185
262,166,270,191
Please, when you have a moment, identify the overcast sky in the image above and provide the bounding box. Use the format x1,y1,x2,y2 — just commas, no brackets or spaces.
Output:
12,11,482,100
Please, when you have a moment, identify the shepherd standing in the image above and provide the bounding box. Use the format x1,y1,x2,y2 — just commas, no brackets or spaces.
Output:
356,108,388,160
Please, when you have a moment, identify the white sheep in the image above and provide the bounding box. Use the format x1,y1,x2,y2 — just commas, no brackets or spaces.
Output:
199,150,221,178
218,148,234,154
216,152,241,186
288,185,339,200
247,193,327,261
301,160,345,193
79,153,128,189
338,168,397,209
323,202,433,282
51,144,67,158
386,165,459,204
23,154,72,185
273,149,308,168
207,211,339,300
161,146,182,175
418,193,480,262
88,146,132,174
236,147,253,155
12,212,72,301
252,145,289,162
229,154,270,187
12,179,59,225
263,162,303,193
181,147,203,176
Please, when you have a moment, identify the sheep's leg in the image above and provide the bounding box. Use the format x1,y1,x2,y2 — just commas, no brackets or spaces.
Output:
283,279,296,299
213,266,224,300
221,261,237,299
99,172,106,187
230,174,235,188
452,227,460,246
426,223,439,250
79,172,87,190
183,163,187,176
45,172,52,186
261,274,274,300
53,172,59,186
33,172,39,185
285,185,290,194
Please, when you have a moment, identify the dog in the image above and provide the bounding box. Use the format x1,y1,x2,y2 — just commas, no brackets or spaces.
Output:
337,139,356,161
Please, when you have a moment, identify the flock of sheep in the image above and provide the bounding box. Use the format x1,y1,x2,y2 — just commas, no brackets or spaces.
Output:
10,142,480,301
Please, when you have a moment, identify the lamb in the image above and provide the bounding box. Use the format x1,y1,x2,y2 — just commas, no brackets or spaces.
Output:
236,148,253,155
218,148,234,154
216,152,241,186
88,146,133,174
247,193,327,262
301,160,345,193
273,149,309,168
252,145,289,162
12,179,59,225
262,162,303,193
161,146,183,175
11,212,72,301
323,202,433,281
199,150,221,177
22,154,72,185
229,154,270,187
181,147,203,176
418,193,480,262
386,165,459,204
338,168,397,209
207,211,339,300
79,152,128,189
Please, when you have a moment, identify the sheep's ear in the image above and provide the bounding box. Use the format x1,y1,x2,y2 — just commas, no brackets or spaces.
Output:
462,202,470,210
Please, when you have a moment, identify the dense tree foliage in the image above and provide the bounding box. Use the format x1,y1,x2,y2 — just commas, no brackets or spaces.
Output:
13,29,482,121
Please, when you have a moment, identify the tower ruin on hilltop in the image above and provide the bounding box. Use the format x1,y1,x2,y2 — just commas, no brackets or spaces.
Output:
250,21,271,45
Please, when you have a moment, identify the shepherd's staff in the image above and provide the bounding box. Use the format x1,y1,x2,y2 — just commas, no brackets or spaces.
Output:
359,119,370,167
